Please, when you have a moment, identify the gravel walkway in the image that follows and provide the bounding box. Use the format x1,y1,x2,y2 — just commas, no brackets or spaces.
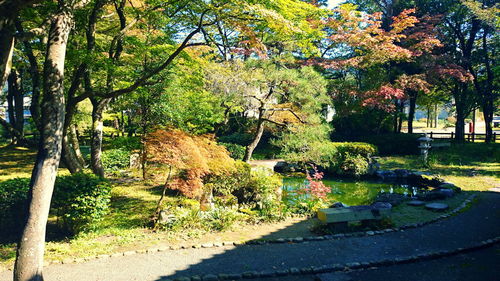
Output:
1,192,498,281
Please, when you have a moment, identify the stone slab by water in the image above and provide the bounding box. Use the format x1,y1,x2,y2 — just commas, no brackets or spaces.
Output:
407,200,425,206
425,203,449,211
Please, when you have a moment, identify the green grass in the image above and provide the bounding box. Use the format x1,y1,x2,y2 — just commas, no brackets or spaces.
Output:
390,192,471,227
378,143,500,191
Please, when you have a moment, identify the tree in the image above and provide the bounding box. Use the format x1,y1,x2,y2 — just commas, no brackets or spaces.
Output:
0,0,40,93
145,129,235,225
208,59,329,162
312,4,441,134
14,1,88,280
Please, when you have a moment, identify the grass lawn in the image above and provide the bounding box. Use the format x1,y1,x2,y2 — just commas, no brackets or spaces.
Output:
378,143,499,192
390,191,471,227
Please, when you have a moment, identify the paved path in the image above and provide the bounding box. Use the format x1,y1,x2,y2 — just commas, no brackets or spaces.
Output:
1,192,499,281
261,243,500,281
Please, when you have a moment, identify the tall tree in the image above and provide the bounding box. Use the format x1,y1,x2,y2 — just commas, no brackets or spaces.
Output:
14,1,88,280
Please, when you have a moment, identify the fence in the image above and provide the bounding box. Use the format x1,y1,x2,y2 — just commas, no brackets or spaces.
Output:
426,131,498,143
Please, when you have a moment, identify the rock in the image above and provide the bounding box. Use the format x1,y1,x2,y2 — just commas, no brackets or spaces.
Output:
374,193,407,206
273,161,299,173
439,182,456,189
202,274,219,281
158,211,176,224
129,153,141,168
417,190,447,201
425,203,449,211
259,270,275,277
407,200,425,206
375,170,397,180
371,202,392,209
394,169,410,178
242,271,258,278
289,268,300,275
330,202,347,208
316,272,353,281
438,188,455,198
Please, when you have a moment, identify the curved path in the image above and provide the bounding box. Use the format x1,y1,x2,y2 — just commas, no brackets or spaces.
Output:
1,192,499,281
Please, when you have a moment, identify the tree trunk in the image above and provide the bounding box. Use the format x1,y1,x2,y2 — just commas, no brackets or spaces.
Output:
455,104,466,143
69,123,86,165
434,104,438,128
481,29,494,143
6,75,16,125
0,15,15,93
243,114,265,162
7,70,26,145
483,102,493,143
14,6,72,281
90,98,110,177
62,134,83,173
13,71,25,135
426,106,430,127
407,92,417,134
397,105,403,133
393,101,399,133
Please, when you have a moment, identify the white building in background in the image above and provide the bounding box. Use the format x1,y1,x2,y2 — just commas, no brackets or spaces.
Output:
0,96,32,123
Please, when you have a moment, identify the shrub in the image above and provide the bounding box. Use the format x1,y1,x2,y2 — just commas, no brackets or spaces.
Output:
219,142,245,160
332,142,377,158
146,129,235,198
248,168,283,211
208,160,252,198
334,153,369,176
52,173,112,234
218,132,254,146
277,138,376,176
200,207,242,231
108,136,141,150
102,148,130,171
273,124,334,167
206,162,284,221
333,133,420,155
0,178,30,239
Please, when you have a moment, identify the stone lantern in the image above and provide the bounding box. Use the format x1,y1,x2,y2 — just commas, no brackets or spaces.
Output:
417,133,433,163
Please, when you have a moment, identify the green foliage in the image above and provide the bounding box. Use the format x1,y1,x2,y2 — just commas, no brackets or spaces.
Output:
248,168,284,220
159,206,245,233
273,124,335,167
0,178,30,239
52,173,112,234
206,162,284,221
334,153,369,176
333,142,378,158
218,132,255,146
282,187,329,216
108,136,141,151
326,142,376,176
219,142,245,160
0,174,112,237
102,148,130,172
277,132,377,176
333,134,420,155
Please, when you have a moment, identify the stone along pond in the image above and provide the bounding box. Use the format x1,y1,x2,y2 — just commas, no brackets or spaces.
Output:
283,177,424,206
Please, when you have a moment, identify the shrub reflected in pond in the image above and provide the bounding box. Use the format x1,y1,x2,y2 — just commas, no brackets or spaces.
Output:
283,177,424,207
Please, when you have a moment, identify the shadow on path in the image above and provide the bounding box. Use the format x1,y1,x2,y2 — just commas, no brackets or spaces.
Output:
154,191,500,280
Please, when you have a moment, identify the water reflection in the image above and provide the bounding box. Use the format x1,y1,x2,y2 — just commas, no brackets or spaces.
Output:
283,177,424,206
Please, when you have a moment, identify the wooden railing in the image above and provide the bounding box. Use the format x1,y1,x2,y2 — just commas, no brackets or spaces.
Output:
426,132,498,142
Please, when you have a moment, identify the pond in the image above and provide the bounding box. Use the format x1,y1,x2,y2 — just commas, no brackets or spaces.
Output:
282,177,424,206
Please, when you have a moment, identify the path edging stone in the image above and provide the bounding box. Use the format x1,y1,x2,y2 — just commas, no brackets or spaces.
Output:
35,194,476,268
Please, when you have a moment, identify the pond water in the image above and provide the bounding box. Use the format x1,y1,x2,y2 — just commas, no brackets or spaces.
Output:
282,177,423,206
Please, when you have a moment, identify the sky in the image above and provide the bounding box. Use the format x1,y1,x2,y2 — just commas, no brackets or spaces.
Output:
327,0,346,8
